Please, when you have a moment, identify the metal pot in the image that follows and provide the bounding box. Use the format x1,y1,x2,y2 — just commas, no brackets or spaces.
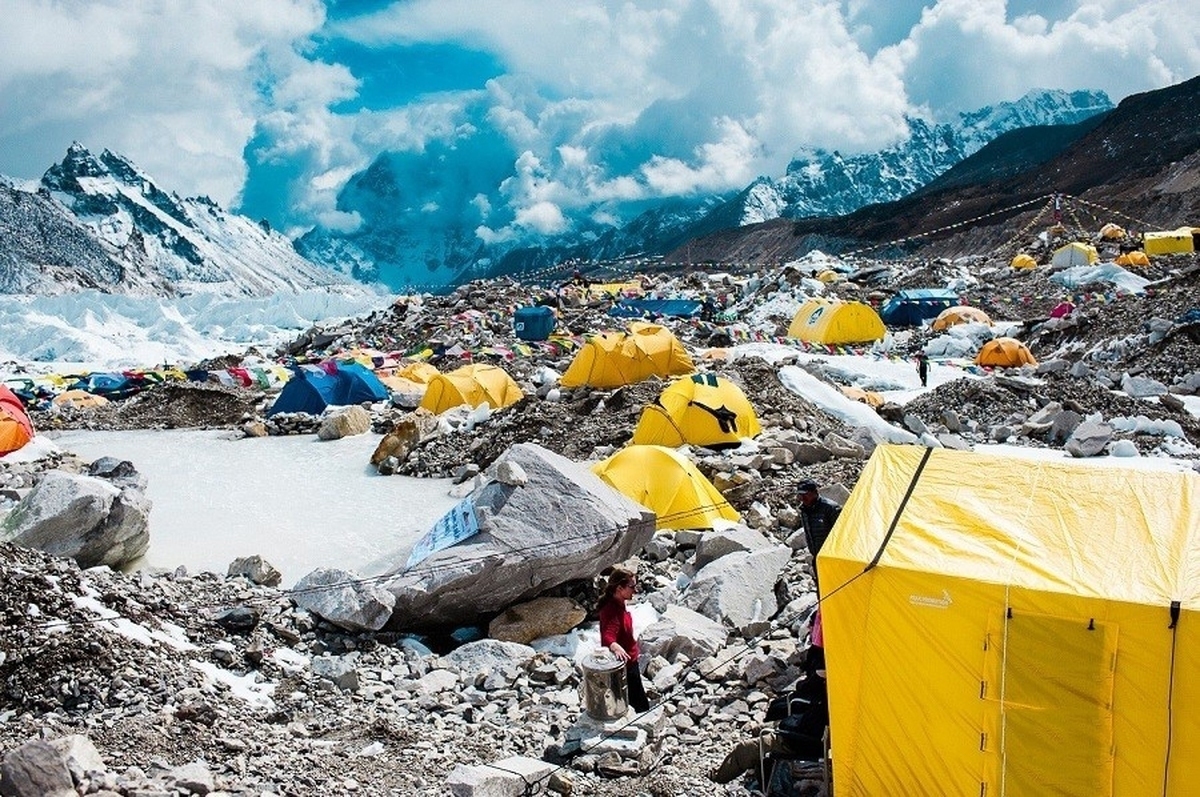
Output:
580,649,628,720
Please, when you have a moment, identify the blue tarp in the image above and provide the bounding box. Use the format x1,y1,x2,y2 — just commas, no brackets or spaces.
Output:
513,306,556,341
880,289,959,327
608,299,702,318
267,362,390,417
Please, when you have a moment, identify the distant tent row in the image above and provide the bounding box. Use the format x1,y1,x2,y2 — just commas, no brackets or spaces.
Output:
561,322,694,389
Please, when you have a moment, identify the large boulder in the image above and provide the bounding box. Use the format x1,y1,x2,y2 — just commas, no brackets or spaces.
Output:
681,545,792,630
1,470,150,569
384,443,655,630
291,567,396,632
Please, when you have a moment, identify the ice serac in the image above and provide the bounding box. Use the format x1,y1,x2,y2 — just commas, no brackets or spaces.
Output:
382,442,656,631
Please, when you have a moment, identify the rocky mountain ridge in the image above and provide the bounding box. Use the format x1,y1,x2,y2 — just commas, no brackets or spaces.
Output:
0,145,353,298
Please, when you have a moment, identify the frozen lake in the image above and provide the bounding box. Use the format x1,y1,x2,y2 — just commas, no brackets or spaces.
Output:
50,429,460,587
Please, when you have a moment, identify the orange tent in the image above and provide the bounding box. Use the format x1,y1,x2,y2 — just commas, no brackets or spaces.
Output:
931,305,992,331
0,385,34,456
1115,251,1151,268
976,338,1037,368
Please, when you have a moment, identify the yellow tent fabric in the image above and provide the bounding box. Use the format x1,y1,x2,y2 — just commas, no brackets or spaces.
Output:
591,445,739,531
976,337,1037,367
419,364,523,414
1115,250,1151,267
1009,253,1037,270
393,362,440,384
839,385,885,408
815,269,842,284
786,299,885,345
560,322,694,389
1144,228,1196,256
819,444,1200,797
51,389,110,409
632,373,761,449
1099,222,1126,239
1050,241,1099,268
931,305,992,331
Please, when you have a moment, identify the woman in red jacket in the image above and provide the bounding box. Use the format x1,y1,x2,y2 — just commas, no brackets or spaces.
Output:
598,568,649,712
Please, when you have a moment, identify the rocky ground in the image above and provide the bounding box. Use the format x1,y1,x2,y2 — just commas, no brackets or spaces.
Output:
6,237,1200,796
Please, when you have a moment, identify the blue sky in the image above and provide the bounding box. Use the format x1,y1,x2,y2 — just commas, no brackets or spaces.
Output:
2,0,1197,240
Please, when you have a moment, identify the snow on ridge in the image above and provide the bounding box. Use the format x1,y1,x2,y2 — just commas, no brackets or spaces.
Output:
0,288,392,371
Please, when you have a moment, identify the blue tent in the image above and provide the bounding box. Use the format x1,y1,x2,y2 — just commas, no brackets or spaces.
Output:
608,299,702,319
267,362,390,417
513,306,556,341
880,289,959,327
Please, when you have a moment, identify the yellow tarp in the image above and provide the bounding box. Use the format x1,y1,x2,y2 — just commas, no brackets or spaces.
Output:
419,364,523,414
632,373,761,448
786,299,885,345
819,444,1200,796
931,305,992,331
1144,228,1196,256
591,445,739,531
560,322,694,389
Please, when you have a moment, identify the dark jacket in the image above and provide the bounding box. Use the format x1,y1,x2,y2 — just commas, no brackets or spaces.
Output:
801,497,842,559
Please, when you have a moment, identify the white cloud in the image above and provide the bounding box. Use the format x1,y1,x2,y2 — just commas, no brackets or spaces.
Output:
2,0,1197,237
0,0,328,206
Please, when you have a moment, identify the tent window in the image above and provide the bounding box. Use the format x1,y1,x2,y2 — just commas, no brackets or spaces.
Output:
982,611,1117,797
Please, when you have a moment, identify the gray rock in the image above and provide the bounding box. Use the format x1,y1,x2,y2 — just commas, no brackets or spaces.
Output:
311,654,360,692
693,526,772,569
1121,372,1168,398
639,604,729,662
446,755,556,797
444,639,537,680
682,546,791,629
317,405,372,440
1,470,150,569
0,739,76,797
383,443,654,630
1065,420,1114,458
290,567,396,632
487,597,586,645
226,555,282,587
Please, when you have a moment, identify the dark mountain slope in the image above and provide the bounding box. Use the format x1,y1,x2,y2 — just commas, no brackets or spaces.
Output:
665,75,1200,265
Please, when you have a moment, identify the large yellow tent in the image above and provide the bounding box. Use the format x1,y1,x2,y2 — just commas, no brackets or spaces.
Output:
1010,253,1037,270
786,299,885,345
560,322,694,389
419,364,523,414
632,373,761,449
976,337,1037,368
931,305,992,331
819,444,1200,796
1050,241,1099,268
1143,228,1196,256
591,445,739,531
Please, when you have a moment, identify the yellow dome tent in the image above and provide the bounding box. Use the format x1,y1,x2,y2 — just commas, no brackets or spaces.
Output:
976,337,1037,368
419,364,523,414
1143,228,1197,256
560,322,694,389
820,444,1200,796
931,305,992,331
1099,222,1126,239
591,445,739,531
787,299,885,345
51,389,111,410
632,373,761,449
1009,253,1037,270
1115,250,1151,268
378,361,440,395
1050,241,1099,268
